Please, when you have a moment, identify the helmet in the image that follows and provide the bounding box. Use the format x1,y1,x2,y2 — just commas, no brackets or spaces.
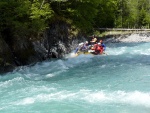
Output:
85,41,88,43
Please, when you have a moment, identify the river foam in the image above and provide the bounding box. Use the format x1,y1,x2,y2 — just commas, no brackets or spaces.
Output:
1,41,150,113
9,89,150,109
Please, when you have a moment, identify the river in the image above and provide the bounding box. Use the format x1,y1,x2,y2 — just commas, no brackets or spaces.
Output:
0,41,150,113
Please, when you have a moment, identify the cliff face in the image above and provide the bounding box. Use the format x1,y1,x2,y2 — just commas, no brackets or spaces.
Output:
0,37,15,73
41,21,73,58
0,21,83,74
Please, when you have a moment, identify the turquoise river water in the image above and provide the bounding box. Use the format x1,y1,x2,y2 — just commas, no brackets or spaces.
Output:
0,42,150,113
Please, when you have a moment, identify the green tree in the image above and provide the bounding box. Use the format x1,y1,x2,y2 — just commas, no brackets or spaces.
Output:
118,0,150,28
30,0,54,33
50,0,101,32
137,0,150,28
95,0,117,28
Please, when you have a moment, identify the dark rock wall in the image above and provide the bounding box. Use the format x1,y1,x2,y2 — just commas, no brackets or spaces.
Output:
45,21,72,58
0,37,15,73
0,21,85,74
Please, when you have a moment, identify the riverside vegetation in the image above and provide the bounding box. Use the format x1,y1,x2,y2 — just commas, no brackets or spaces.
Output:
0,0,150,73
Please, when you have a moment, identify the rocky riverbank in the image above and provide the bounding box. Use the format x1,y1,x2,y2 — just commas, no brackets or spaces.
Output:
103,32,150,43
0,21,86,74
1,28,150,74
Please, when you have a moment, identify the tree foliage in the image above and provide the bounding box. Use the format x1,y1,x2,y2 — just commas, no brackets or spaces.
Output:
114,0,150,28
94,0,117,28
30,0,53,32
0,0,150,38
50,0,101,31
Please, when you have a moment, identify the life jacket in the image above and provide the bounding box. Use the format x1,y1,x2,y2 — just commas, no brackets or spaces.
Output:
90,38,97,45
98,42,105,54
91,44,101,54
97,44,104,54
99,45,104,54
101,43,106,51
96,45,101,51
80,43,88,51
91,44,97,50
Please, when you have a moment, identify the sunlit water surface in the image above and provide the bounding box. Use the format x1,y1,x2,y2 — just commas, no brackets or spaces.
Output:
0,42,150,113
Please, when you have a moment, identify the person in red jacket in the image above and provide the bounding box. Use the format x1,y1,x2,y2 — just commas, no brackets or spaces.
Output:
98,40,106,54
91,43,103,55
